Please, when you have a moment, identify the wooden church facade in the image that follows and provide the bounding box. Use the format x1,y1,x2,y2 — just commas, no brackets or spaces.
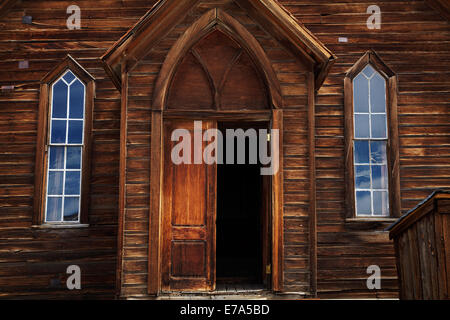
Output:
0,0,449,299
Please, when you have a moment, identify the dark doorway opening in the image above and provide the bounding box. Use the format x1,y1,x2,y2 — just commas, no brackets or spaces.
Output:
216,122,270,287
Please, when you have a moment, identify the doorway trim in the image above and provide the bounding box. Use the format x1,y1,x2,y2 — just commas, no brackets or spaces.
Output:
148,11,284,295
149,110,283,295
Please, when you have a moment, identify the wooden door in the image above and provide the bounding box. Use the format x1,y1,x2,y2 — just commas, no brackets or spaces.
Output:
158,29,279,293
161,120,216,291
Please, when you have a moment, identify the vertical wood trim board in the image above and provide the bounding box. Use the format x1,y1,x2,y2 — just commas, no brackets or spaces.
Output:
272,109,284,292
308,71,317,296
116,66,128,297
148,111,163,295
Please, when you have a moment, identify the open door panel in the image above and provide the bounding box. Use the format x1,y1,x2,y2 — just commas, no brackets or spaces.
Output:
161,120,216,292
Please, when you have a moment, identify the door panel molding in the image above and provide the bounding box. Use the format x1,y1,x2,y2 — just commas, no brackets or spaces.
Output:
160,120,216,292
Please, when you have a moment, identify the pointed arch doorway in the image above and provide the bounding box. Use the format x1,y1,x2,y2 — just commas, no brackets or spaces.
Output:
102,0,335,298
150,10,284,293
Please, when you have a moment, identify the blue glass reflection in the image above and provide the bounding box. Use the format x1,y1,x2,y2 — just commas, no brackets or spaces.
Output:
356,191,371,215
48,171,64,195
52,81,68,118
63,71,76,84
65,171,81,195
49,146,65,169
354,141,370,164
370,141,387,164
355,165,370,189
355,114,370,138
51,120,66,144
68,120,83,144
64,197,80,221
362,65,375,78
372,165,388,190
370,73,386,113
69,80,85,119
373,191,389,216
353,74,369,113
66,147,82,169
46,197,62,221
371,114,387,138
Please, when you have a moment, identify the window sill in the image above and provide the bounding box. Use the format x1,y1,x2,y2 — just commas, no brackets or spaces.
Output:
346,217,398,223
31,223,89,229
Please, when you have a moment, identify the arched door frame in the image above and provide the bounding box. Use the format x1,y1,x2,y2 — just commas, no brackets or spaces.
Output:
148,9,284,295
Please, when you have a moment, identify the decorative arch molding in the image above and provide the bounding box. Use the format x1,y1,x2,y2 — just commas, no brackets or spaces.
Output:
101,0,335,91
152,9,282,110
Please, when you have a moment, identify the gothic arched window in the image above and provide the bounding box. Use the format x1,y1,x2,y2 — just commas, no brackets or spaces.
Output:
345,51,401,219
34,56,94,225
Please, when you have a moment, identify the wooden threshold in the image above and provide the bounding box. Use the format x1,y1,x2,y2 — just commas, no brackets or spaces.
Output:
153,290,307,300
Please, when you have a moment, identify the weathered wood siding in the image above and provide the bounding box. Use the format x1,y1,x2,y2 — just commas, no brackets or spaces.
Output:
278,0,449,298
0,0,156,298
0,0,448,299
390,193,450,299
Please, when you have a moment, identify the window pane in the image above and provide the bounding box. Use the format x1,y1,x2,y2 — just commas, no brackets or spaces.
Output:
373,191,389,216
68,120,83,144
51,120,67,143
63,71,76,84
370,141,387,164
69,80,85,119
65,171,81,195
49,146,65,169
64,197,80,221
48,171,64,195
370,73,386,113
52,81,68,118
371,114,387,138
372,165,388,190
355,165,370,189
362,65,375,78
66,147,82,169
46,197,62,222
355,114,370,138
353,74,369,113
356,191,371,215
354,141,370,164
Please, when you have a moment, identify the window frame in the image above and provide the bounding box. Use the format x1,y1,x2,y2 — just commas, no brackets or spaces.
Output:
344,51,401,220
33,55,95,226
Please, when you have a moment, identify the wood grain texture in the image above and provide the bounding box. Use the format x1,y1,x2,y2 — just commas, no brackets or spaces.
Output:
152,9,282,111
307,71,317,296
0,0,130,298
102,0,334,92
115,64,128,297
271,109,284,292
0,0,18,19
161,120,216,292
0,0,449,299
390,193,450,299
